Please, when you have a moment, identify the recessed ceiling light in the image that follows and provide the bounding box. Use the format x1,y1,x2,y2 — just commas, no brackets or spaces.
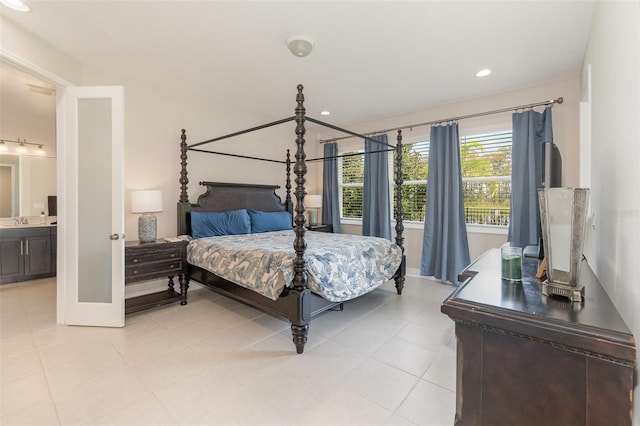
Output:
475,68,492,78
0,0,30,12
320,110,330,116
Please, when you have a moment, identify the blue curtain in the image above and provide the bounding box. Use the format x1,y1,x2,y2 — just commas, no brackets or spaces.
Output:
509,107,553,246
321,142,341,233
363,134,391,240
421,124,470,285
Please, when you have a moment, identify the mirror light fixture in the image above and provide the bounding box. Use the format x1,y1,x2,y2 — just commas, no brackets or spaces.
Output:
131,190,163,243
16,141,27,154
0,0,30,12
286,35,314,57
0,138,46,155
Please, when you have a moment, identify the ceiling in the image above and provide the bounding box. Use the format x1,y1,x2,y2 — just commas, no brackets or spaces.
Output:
2,1,595,125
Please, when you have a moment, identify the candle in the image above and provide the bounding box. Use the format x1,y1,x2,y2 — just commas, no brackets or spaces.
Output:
501,246,522,281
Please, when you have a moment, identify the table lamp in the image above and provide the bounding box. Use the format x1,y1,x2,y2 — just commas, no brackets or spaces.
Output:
306,195,322,226
538,187,590,303
131,190,163,243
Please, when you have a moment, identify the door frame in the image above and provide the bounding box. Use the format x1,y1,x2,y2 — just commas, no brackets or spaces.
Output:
0,50,71,323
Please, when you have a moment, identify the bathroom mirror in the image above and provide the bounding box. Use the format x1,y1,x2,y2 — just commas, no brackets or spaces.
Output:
0,62,57,219
0,154,56,218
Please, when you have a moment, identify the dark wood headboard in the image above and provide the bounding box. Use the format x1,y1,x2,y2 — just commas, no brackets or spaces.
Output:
177,181,291,236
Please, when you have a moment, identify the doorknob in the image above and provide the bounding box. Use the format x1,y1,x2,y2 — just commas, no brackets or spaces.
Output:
109,233,125,240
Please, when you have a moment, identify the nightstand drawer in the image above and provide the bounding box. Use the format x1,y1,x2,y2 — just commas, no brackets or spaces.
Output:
125,244,184,265
306,224,333,233
126,259,184,284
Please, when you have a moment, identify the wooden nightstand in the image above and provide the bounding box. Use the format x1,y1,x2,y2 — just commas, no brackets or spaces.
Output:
306,224,333,233
124,239,187,314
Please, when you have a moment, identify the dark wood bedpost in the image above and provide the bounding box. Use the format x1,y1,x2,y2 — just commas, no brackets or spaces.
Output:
394,129,406,295
285,149,293,214
177,129,191,236
178,129,191,305
291,84,311,354
179,129,189,203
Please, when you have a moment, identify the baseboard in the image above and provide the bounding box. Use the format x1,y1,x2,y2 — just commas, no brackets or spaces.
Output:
406,267,439,281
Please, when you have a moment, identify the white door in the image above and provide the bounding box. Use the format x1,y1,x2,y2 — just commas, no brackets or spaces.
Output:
56,86,125,327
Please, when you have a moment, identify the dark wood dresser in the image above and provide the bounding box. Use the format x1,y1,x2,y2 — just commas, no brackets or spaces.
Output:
441,248,636,426
125,239,187,314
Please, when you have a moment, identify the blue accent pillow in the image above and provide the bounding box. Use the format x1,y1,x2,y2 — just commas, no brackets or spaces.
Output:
190,209,251,239
247,209,293,233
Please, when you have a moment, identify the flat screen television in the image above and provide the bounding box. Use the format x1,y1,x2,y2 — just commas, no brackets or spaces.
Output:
523,141,561,258
542,141,562,189
47,195,57,217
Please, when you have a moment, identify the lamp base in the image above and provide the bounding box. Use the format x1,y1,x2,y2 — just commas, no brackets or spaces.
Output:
138,213,157,243
308,209,318,226
542,280,585,304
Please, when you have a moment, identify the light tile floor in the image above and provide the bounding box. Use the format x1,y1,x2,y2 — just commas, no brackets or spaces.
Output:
1,276,457,426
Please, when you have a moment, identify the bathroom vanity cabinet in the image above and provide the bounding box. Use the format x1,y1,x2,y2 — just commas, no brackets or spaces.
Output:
0,225,56,284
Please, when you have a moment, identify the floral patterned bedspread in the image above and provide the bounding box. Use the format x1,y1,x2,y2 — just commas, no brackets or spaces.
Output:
187,230,403,302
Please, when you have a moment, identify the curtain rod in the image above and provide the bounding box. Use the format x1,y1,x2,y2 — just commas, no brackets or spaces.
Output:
319,96,563,144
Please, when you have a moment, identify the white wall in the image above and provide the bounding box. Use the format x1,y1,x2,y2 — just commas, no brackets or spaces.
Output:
316,77,581,273
0,17,81,85
0,62,57,156
80,70,320,242
582,2,640,420
76,65,321,295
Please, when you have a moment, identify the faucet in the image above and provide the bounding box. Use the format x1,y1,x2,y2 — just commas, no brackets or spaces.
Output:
14,217,28,225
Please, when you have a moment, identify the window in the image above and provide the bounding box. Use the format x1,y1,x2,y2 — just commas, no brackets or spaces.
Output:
339,150,364,219
338,130,512,227
395,141,429,221
460,131,512,226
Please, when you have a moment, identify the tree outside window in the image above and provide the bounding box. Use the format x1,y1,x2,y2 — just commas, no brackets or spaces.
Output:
339,130,512,226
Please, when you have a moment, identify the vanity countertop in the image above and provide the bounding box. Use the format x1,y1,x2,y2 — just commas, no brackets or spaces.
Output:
0,223,57,229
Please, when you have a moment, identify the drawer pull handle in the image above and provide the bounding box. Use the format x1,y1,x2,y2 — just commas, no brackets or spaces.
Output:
132,259,138,263
132,270,138,275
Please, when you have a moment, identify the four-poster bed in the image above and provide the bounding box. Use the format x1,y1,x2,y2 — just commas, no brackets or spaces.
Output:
177,85,406,353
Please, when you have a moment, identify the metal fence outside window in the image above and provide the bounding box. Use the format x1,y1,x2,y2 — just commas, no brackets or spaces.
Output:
462,176,511,226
